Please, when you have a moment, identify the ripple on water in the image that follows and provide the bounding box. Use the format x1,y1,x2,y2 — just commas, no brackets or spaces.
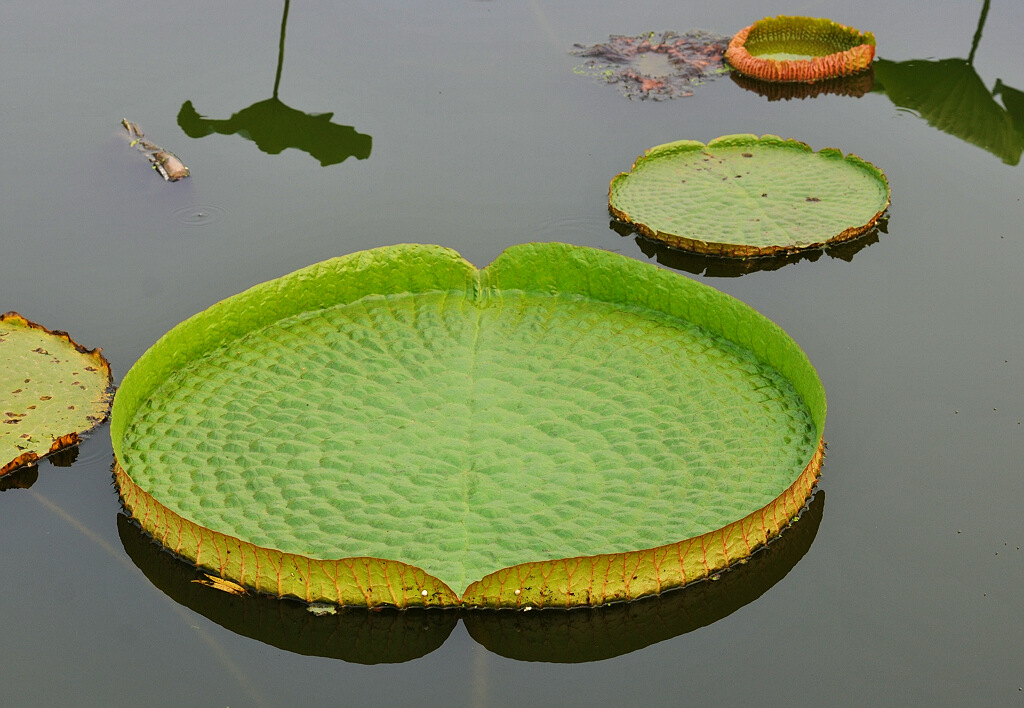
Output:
172,204,225,227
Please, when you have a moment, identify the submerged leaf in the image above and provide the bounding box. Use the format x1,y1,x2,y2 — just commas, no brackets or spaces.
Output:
0,313,113,476
112,244,826,608
609,134,890,258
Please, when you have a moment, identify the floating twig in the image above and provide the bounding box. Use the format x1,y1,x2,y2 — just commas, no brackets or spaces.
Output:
121,118,190,181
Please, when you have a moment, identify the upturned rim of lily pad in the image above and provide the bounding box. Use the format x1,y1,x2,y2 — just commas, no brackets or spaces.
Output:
111,243,826,610
726,16,876,83
609,134,891,258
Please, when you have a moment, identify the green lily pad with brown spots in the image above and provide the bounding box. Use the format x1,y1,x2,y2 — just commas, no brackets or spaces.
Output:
609,134,890,258
0,313,113,475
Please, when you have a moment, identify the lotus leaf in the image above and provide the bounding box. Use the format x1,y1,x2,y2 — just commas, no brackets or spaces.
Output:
0,312,113,476
112,243,825,609
609,134,890,258
726,16,875,83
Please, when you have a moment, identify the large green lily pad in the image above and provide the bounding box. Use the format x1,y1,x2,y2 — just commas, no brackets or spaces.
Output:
0,312,113,476
609,134,890,258
112,243,825,609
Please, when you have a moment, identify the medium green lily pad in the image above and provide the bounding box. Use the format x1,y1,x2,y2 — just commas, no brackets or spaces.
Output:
0,312,113,476
609,134,890,258
112,243,825,609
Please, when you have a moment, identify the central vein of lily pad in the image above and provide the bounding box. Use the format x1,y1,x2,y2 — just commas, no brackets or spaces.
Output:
120,289,815,594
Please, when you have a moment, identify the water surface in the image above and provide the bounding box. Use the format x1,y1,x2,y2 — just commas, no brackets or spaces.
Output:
2,0,1023,705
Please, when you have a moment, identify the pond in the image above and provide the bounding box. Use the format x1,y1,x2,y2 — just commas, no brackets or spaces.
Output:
2,0,1023,704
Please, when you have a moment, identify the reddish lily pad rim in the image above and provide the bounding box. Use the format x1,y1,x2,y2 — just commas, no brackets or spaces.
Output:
725,16,876,83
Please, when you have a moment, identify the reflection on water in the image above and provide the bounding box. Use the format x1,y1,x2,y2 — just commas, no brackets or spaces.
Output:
729,68,875,102
0,465,39,492
118,491,824,664
612,218,885,278
872,0,1023,165
178,0,371,166
873,58,1024,165
726,0,1024,166
117,513,458,664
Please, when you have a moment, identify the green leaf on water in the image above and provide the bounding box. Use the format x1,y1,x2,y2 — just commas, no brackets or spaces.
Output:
609,134,890,258
112,243,826,608
0,313,113,476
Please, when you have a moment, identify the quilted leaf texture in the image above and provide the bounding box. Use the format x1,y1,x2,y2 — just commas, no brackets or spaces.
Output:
112,243,826,608
725,16,876,83
609,134,890,257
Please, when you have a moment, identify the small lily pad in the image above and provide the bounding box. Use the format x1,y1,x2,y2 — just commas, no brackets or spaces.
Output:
112,243,826,609
0,312,113,476
609,134,890,258
725,16,875,83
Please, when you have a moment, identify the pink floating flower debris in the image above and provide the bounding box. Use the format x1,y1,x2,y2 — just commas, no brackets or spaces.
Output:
571,30,730,100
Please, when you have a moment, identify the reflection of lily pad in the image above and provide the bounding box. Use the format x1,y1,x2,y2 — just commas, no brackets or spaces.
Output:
620,217,886,278
0,313,113,476
112,243,825,609
726,16,875,83
117,514,458,664
609,134,890,258
466,490,825,662
117,490,824,663
730,66,875,101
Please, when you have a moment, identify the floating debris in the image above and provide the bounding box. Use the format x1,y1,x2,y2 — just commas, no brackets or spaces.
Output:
121,118,190,181
571,30,730,100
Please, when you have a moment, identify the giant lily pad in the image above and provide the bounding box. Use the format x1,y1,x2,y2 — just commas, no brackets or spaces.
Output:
725,16,875,83
609,134,890,258
112,243,826,609
0,312,113,476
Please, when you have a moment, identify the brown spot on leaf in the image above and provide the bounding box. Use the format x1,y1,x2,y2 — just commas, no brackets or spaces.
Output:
806,197,821,202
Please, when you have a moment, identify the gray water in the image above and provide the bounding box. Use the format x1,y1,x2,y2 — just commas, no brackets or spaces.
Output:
2,0,1023,705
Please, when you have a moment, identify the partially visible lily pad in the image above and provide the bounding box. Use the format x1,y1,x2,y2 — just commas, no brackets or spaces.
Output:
0,313,113,476
112,243,826,609
609,134,890,258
